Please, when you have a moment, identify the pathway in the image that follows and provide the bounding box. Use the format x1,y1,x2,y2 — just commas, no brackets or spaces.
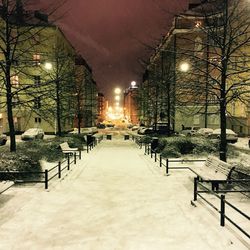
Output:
0,137,249,249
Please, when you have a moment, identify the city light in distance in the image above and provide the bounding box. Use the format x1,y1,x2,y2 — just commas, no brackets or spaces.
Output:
131,81,136,87
114,88,121,94
115,95,120,101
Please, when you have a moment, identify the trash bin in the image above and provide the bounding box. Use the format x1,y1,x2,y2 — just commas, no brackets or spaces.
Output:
107,134,112,140
124,134,129,140
87,134,93,145
151,137,159,151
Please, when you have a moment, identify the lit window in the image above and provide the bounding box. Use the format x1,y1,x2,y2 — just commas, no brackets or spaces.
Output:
195,21,202,28
33,54,41,66
11,75,19,87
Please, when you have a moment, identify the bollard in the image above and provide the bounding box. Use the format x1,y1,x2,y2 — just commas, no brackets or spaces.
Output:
58,162,61,178
194,177,198,201
155,152,157,162
74,152,77,164
220,195,225,226
166,159,169,174
87,145,89,153
67,153,70,170
160,155,162,167
45,169,48,189
79,150,81,160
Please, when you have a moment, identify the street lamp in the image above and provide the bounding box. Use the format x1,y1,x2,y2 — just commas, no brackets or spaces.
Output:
131,81,136,88
44,62,52,70
179,62,190,72
114,88,121,94
115,95,120,101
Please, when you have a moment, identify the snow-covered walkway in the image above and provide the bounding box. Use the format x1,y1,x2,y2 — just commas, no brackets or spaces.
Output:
0,137,249,249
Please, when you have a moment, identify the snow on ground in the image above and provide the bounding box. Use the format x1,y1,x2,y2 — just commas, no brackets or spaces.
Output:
0,135,249,250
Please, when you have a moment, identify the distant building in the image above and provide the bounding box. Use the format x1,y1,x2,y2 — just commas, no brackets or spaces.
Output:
123,84,139,125
97,93,106,122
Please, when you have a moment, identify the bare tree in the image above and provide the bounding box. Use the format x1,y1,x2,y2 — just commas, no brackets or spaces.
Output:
0,0,52,151
174,0,250,161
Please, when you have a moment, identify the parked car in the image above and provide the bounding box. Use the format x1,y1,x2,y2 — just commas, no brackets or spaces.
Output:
0,133,7,145
180,126,200,136
21,128,44,140
131,125,139,131
208,129,238,143
70,127,98,135
97,123,106,129
196,128,214,137
106,123,115,128
152,122,174,135
138,127,154,135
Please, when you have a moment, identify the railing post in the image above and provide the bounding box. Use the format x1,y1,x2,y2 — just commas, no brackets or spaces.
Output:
160,155,162,167
79,150,81,160
194,177,198,201
166,159,169,174
45,169,48,189
154,152,157,162
67,153,70,170
151,149,153,158
58,162,61,178
145,144,147,155
220,195,225,227
74,152,77,164
87,144,89,153
148,145,150,155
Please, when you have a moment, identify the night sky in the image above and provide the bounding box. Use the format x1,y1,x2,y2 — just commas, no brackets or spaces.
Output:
34,0,189,101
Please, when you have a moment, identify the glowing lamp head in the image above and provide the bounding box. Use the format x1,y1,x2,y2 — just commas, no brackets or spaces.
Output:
179,62,190,72
115,95,120,101
114,88,121,94
45,62,52,70
131,81,136,87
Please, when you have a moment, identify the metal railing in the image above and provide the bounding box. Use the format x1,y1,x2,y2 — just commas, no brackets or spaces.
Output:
193,177,250,239
0,152,78,190
136,139,250,239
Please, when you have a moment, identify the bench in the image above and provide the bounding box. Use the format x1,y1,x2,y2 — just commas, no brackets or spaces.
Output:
60,142,80,154
191,156,235,191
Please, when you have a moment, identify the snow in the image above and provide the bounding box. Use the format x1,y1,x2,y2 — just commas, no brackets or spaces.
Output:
0,135,249,249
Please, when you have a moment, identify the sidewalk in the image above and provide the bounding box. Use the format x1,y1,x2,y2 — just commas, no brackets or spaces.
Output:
0,138,249,250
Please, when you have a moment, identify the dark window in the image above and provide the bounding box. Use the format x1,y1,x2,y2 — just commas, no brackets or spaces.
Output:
34,97,41,109
34,75,41,86
35,117,41,123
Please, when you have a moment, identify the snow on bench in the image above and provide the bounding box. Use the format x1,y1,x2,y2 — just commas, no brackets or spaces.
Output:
0,181,14,194
191,156,235,190
60,142,79,154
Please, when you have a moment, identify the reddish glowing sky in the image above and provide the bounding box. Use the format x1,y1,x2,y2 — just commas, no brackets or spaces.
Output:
35,0,189,101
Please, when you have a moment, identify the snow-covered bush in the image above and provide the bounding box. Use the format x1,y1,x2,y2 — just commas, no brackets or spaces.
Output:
161,145,181,158
158,136,218,157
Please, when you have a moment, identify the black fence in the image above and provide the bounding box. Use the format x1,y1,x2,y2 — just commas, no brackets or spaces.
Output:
0,152,78,190
135,139,250,239
194,177,250,239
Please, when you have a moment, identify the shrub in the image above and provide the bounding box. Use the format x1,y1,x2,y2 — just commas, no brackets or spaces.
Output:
0,134,86,180
158,136,218,157
161,145,181,158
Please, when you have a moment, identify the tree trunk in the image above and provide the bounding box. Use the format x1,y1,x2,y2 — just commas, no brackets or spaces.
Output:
219,75,227,162
6,66,16,152
56,79,62,136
